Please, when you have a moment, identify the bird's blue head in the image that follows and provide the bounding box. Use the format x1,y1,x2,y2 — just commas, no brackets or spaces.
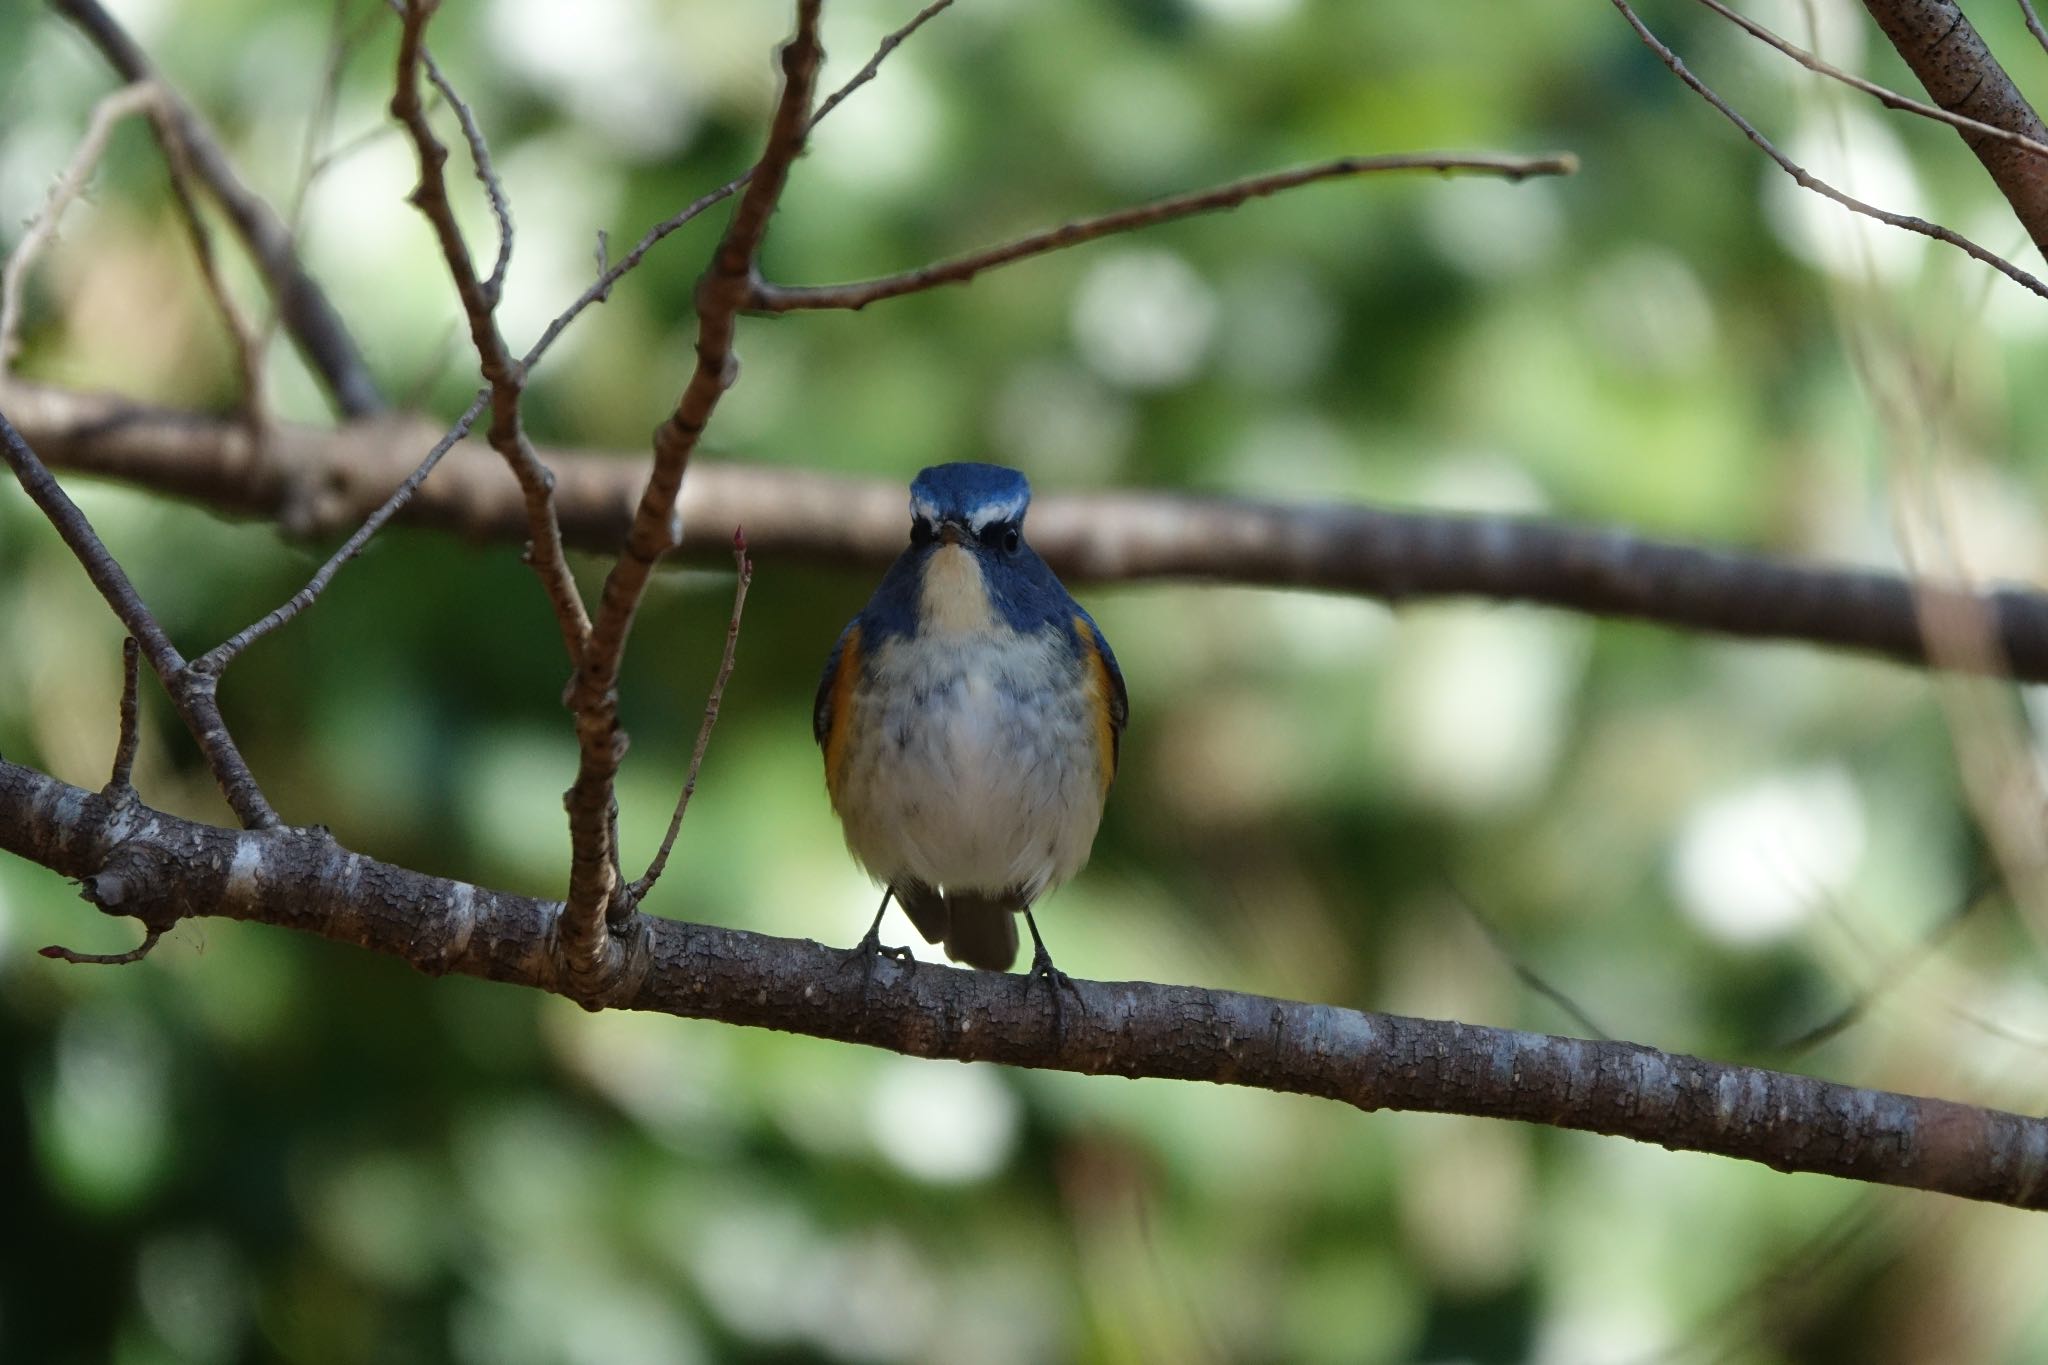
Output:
908,462,1031,554
858,462,1070,639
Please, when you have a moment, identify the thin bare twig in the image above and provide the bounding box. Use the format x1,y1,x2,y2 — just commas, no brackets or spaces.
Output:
1693,0,2048,162
47,0,386,418
258,0,386,402
108,636,141,794
750,152,1580,312
1449,883,1613,1041
556,0,826,984
39,927,165,966
1634,1199,1899,1365
0,75,267,425
520,0,964,361
391,0,590,662
1774,879,1993,1055
153,106,269,428
1774,881,2048,1056
1886,393,2048,964
630,529,753,906
417,39,514,303
0,83,159,372
1610,0,2048,301
810,0,954,126
0,408,278,827
308,120,403,183
2024,0,2048,61
200,391,492,670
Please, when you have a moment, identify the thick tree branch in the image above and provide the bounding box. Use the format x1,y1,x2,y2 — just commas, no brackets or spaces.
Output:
558,0,823,986
16,380,2048,684
1857,0,2048,261
3,757,2046,1209
46,0,386,418
0,408,278,828
750,153,1578,313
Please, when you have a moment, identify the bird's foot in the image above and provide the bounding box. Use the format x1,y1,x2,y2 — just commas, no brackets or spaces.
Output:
1026,936,1083,1043
837,921,915,995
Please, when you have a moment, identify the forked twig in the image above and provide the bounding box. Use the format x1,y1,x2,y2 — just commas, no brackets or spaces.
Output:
556,0,827,978
630,529,753,906
751,152,1579,312
0,409,278,827
523,0,962,357
417,35,514,302
391,0,590,662
206,0,962,677
1610,0,2048,301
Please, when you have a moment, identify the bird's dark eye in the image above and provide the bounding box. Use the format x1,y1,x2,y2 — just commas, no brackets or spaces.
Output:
910,518,935,546
1002,527,1021,556
978,521,1022,556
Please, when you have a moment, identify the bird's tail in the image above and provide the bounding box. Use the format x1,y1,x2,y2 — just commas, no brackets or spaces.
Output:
941,890,1020,972
891,881,1022,971
894,880,949,946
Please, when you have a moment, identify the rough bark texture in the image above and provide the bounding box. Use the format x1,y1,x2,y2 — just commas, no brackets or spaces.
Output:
1860,0,2048,259
12,379,2048,682
5,757,2045,1210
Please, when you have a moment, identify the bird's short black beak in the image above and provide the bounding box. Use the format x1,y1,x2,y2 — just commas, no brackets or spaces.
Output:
936,518,970,547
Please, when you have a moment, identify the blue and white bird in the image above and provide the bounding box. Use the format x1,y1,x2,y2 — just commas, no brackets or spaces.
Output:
815,462,1127,980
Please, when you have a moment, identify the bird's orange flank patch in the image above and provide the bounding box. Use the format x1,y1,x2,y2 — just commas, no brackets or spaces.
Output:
1074,613,1116,796
822,625,863,805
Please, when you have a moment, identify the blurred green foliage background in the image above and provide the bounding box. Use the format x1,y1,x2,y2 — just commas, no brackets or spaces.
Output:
6,0,2048,1360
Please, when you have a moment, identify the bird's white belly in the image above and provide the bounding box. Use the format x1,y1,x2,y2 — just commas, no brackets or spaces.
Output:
833,627,1107,901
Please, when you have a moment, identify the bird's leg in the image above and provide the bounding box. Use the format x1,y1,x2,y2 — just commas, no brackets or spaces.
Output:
1023,908,1082,1042
838,887,915,990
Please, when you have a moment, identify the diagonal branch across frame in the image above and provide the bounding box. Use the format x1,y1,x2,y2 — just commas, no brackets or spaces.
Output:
4,756,2046,1211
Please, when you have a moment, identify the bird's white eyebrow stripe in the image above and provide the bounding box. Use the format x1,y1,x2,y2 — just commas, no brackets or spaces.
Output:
967,493,1027,531
910,491,1029,532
